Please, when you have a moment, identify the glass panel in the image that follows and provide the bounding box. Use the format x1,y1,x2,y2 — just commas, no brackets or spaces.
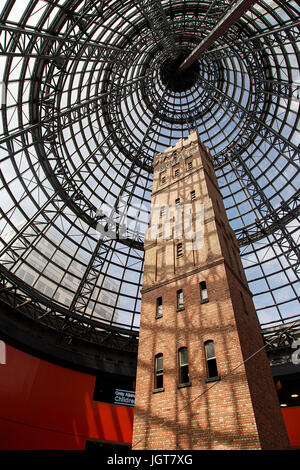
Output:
156,374,163,389
207,359,218,378
0,0,298,350
205,340,215,359
157,297,162,315
156,355,163,372
179,348,188,366
180,365,190,384
177,290,184,307
200,281,208,299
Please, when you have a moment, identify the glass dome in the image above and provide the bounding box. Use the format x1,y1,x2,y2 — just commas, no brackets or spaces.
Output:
0,0,299,349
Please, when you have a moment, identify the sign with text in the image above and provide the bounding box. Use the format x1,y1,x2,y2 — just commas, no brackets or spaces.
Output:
114,388,135,407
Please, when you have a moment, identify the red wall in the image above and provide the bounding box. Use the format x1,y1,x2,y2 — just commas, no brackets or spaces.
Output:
282,407,300,448
0,344,134,450
0,343,299,450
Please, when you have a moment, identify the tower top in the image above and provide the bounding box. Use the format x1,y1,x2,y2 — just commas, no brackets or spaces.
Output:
154,130,199,163
153,129,212,174
164,129,199,153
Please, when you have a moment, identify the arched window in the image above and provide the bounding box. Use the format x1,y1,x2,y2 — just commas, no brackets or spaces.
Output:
154,353,164,389
156,296,163,317
178,347,190,385
200,281,208,302
177,289,184,309
204,340,219,380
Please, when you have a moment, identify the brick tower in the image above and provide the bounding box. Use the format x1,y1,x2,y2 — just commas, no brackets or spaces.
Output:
132,130,290,450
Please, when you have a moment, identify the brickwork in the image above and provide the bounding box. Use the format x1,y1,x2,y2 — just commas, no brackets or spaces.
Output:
132,131,290,450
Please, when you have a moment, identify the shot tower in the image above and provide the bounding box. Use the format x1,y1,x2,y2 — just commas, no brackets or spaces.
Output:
132,130,289,450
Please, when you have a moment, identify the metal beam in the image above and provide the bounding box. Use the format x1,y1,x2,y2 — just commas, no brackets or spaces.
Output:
139,0,176,58
201,77,300,169
237,191,300,246
0,75,147,162
0,131,143,270
68,97,166,319
0,264,139,339
225,153,300,277
179,0,257,71
0,23,133,64
207,18,300,57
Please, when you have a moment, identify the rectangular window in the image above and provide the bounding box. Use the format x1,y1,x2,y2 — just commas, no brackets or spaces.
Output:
187,161,193,171
175,197,180,208
160,172,166,185
156,296,162,317
160,205,166,217
176,242,183,258
174,168,179,177
200,281,208,301
205,340,219,379
154,354,163,389
191,190,196,201
177,289,184,309
179,348,190,384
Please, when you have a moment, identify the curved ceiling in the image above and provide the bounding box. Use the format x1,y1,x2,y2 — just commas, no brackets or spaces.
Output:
0,0,299,348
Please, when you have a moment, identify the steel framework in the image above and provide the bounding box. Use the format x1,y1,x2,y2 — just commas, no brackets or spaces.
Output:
0,0,299,351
